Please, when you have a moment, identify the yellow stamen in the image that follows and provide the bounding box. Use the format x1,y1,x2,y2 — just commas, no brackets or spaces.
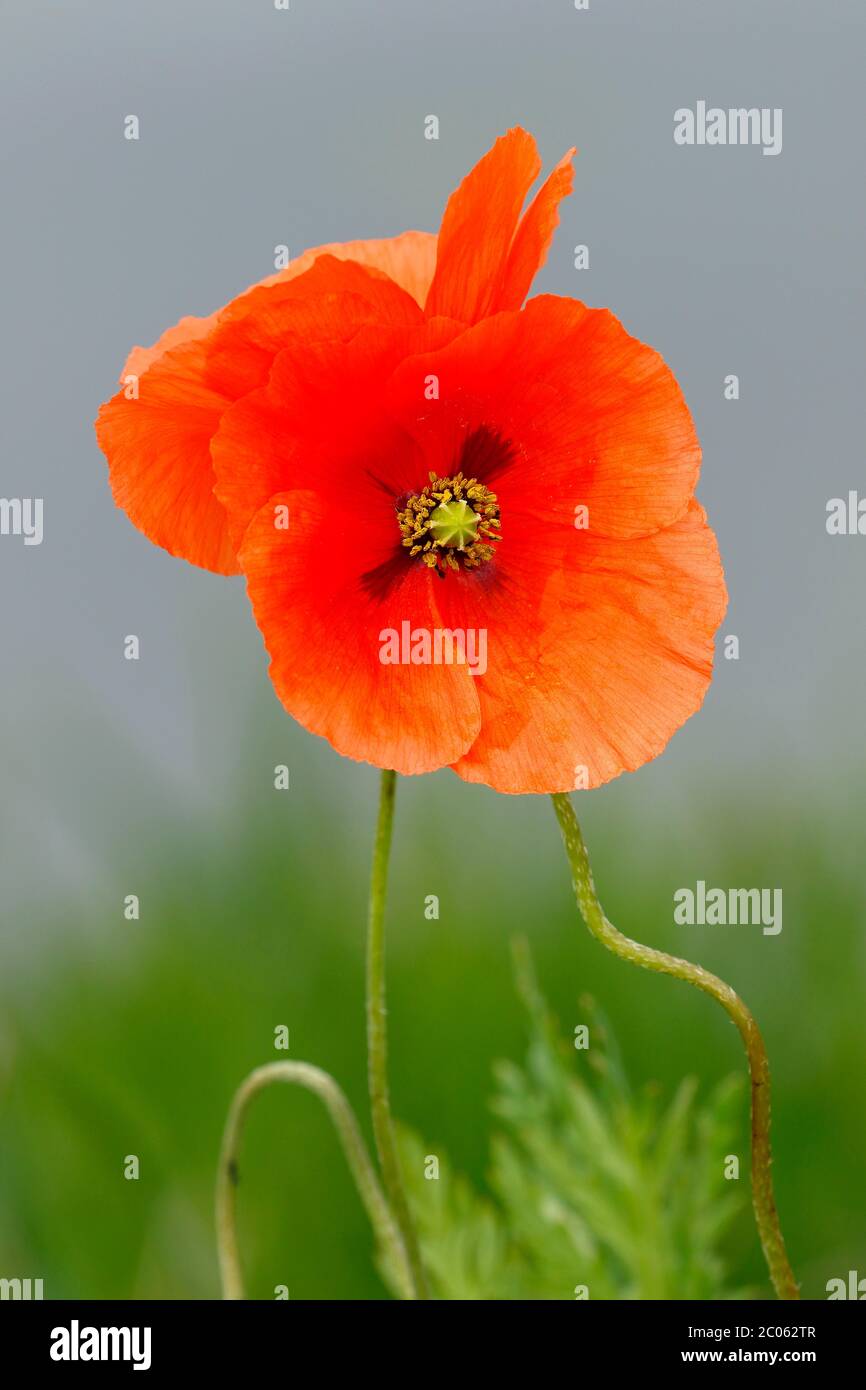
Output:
396,470,502,576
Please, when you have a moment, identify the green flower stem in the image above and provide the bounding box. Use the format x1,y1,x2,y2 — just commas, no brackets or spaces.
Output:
215,1061,414,1300
366,769,430,1299
551,792,799,1301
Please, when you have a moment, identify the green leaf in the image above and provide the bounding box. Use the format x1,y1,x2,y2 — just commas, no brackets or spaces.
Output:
385,938,749,1300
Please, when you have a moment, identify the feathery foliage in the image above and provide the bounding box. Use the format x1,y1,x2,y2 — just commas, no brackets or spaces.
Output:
382,939,747,1300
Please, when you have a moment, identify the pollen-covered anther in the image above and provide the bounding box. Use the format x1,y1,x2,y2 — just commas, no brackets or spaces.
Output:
396,470,501,575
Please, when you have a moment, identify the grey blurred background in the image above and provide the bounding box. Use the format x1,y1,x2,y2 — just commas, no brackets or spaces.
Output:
3,0,864,902
1,0,864,1300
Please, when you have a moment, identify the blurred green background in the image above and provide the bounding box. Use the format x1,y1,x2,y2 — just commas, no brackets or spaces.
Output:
2,0,865,1303
1,687,863,1299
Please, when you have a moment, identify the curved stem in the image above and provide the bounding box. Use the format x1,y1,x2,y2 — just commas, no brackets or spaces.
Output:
216,1061,414,1300
366,770,429,1299
551,793,799,1301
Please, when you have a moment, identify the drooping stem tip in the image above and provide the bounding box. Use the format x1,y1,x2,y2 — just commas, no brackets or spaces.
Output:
215,1060,414,1300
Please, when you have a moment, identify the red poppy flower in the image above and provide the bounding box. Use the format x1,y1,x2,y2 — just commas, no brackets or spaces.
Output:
96,127,726,794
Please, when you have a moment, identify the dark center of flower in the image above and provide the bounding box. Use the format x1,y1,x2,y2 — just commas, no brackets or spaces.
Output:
396,471,502,574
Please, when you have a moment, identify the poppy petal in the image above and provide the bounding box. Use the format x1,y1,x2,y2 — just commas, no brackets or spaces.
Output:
95,334,240,574
493,148,576,313
513,296,702,538
385,295,701,540
263,230,438,310
203,257,425,400
238,489,481,774
122,230,437,381
212,318,464,551
425,128,543,324
97,259,431,574
441,501,727,794
123,311,218,382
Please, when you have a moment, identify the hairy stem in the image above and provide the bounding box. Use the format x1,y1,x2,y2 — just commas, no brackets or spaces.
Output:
216,1061,414,1300
551,793,799,1301
366,769,429,1299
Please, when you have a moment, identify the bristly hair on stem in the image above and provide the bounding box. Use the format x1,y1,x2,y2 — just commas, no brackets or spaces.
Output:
550,792,799,1301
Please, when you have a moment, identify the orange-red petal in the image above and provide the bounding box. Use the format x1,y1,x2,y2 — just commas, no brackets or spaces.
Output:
425,128,541,323
239,490,481,774
442,501,727,794
262,230,438,310
95,334,240,574
96,247,436,574
425,128,575,324
203,256,424,401
385,295,701,541
494,149,576,312
121,230,437,379
123,311,218,382
212,318,464,551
